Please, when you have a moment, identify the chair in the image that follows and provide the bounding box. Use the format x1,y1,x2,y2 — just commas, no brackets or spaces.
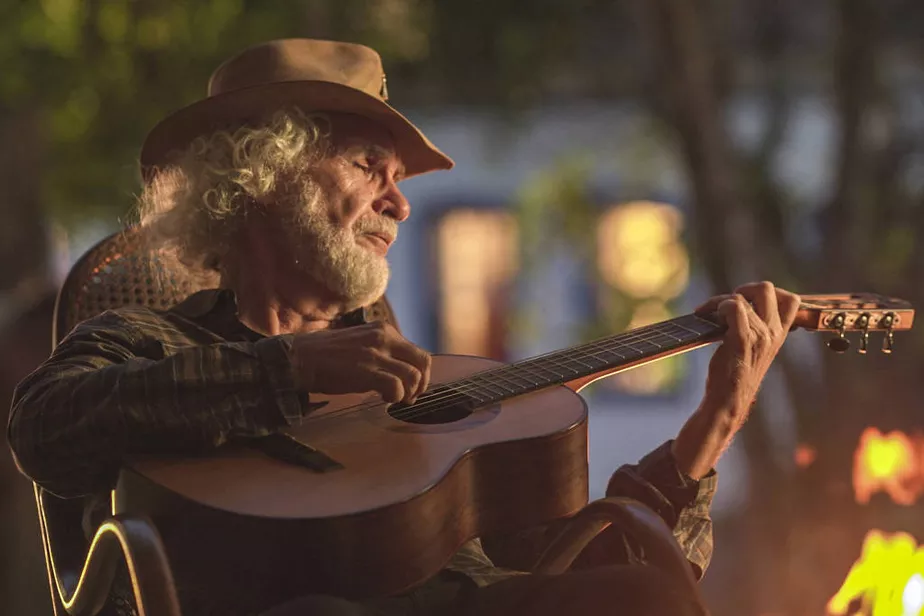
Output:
35,227,707,615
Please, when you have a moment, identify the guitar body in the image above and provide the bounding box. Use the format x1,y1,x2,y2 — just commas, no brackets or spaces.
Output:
111,293,915,613
114,354,589,610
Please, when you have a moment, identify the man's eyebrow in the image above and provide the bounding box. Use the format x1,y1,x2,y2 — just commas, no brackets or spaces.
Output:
355,143,406,178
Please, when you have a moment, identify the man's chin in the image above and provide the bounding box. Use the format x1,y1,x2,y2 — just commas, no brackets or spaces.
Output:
334,269,390,312
291,242,390,310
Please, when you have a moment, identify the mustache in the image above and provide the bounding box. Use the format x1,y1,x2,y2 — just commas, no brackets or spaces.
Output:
353,217,399,241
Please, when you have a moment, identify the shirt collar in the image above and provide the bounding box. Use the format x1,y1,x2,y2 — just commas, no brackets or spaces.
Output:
169,288,369,338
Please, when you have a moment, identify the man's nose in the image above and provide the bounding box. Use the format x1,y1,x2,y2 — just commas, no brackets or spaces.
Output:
374,181,411,222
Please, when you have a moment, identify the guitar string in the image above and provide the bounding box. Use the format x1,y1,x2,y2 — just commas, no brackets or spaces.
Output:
384,303,862,424
296,320,715,427
293,318,720,427
387,320,719,423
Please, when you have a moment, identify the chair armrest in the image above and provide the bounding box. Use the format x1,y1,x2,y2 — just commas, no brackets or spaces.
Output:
532,497,703,604
50,513,182,616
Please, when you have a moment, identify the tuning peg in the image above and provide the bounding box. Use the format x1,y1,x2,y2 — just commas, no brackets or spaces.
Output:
881,312,895,354
882,330,894,354
827,336,850,353
827,312,850,353
857,313,870,354
828,312,850,353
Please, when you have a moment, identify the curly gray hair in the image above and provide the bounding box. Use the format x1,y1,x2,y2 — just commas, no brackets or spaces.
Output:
135,108,332,282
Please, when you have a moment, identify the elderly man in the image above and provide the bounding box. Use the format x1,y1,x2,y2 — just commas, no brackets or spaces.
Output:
8,39,799,616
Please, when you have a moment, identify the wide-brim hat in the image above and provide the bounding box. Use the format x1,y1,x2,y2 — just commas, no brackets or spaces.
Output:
140,39,454,181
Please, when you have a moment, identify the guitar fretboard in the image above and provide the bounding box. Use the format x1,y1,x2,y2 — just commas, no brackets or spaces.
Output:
446,314,724,405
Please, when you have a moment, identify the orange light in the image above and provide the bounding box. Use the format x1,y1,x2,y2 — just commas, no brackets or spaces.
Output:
853,428,921,505
436,210,518,359
794,443,817,469
828,530,924,616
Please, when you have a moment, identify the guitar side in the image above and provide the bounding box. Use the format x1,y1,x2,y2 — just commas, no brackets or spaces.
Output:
114,354,590,606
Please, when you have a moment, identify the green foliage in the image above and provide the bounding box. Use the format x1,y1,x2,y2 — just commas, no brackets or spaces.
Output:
0,0,632,228
1,0,310,225
515,154,597,267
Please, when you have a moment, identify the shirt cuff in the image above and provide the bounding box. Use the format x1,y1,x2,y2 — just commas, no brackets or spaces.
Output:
605,440,716,528
253,335,324,426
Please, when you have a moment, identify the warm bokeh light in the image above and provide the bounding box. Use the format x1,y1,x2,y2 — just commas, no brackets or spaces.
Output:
794,443,817,468
853,427,921,506
611,300,679,394
597,201,689,395
437,209,518,358
828,530,924,616
596,201,688,300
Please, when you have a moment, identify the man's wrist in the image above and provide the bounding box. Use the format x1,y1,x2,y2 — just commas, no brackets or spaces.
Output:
671,408,734,480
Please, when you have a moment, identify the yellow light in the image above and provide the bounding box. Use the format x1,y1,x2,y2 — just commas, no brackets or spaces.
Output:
828,530,924,616
612,300,677,394
597,201,688,300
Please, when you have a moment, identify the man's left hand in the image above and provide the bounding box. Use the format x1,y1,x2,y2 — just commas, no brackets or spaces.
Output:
671,281,801,479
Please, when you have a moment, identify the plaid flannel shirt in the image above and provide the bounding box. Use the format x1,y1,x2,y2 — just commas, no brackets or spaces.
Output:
8,288,717,596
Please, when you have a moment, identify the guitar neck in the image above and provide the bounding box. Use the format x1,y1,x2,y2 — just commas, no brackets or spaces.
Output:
452,313,725,400
428,292,915,405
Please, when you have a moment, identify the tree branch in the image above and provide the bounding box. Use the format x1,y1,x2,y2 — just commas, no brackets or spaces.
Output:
818,0,881,290
633,0,756,292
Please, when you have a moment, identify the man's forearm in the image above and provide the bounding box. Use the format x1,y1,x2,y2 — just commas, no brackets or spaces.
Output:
8,314,303,497
670,405,740,480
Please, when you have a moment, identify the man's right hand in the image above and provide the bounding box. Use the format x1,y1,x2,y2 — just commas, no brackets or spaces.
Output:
290,321,432,404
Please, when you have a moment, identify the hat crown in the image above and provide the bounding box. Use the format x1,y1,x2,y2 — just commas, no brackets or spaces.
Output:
141,38,452,180
207,39,388,101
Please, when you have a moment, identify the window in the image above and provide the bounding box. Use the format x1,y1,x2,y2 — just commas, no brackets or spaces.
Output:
595,201,690,395
434,209,518,360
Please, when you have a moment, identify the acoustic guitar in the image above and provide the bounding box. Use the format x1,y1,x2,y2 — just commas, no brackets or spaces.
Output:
112,293,913,608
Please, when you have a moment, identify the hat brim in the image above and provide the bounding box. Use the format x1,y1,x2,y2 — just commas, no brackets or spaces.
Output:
140,80,454,181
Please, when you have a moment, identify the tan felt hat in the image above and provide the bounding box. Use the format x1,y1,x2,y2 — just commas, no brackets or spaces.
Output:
140,38,454,180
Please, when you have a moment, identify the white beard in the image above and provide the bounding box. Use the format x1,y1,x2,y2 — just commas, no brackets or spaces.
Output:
281,183,393,312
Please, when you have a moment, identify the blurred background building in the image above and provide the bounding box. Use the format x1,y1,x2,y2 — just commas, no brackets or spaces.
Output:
1,1,923,615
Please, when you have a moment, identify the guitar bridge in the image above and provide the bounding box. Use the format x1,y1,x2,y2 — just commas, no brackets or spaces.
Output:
252,433,344,473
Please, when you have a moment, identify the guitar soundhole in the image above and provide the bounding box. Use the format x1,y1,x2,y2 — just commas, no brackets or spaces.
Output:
387,388,478,424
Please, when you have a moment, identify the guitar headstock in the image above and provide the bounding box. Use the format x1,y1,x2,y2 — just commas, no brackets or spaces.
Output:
795,294,915,354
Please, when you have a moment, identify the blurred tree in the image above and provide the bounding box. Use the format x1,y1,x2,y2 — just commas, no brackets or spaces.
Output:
2,1,924,615
0,2,644,613
628,1,924,615
0,0,645,227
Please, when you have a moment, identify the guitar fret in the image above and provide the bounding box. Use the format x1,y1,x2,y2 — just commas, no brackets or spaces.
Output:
592,347,631,363
604,342,643,358
469,375,512,398
516,363,559,384
570,353,608,369
449,383,491,404
657,327,686,342
542,357,584,375
628,339,662,353
454,314,725,402
495,369,539,388
484,372,522,393
533,363,569,379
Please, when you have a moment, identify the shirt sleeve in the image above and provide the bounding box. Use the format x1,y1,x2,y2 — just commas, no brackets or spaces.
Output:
605,440,718,578
7,310,318,498
481,440,717,578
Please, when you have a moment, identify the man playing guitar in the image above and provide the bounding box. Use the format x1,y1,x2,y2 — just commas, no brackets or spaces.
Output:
8,39,801,616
